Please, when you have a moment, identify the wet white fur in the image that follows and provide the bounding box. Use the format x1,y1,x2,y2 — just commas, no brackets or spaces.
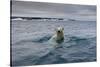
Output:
49,27,64,47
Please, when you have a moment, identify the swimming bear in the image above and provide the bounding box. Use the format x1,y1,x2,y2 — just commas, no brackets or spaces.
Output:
49,26,64,46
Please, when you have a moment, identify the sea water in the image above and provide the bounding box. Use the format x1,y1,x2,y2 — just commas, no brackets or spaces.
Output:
11,20,96,66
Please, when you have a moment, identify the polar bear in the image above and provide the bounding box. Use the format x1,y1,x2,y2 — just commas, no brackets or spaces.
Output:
49,27,64,46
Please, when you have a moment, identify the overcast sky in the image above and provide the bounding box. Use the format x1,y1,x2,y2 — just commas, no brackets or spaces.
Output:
11,0,96,21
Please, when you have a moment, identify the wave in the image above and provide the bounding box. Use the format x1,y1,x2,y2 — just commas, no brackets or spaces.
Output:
11,34,96,66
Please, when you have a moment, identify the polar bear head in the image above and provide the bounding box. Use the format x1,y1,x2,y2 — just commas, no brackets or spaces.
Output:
55,27,64,35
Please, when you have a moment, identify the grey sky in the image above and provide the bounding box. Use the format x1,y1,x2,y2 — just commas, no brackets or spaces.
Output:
11,0,96,21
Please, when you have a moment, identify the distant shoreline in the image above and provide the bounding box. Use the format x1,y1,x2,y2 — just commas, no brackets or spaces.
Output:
11,16,96,22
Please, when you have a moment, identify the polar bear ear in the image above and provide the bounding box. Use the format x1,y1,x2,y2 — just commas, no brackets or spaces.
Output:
62,27,64,30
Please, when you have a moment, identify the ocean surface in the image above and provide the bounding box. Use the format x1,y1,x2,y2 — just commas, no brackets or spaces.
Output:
11,20,96,66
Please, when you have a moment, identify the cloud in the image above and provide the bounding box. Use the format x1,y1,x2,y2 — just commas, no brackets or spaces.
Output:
11,0,96,21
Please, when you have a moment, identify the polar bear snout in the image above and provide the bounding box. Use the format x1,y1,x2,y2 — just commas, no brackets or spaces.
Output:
57,30,61,33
